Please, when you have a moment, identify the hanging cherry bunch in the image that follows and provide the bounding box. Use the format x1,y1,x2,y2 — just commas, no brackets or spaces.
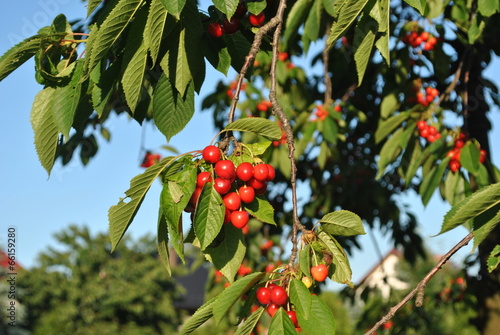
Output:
402,29,438,51
186,143,275,230
140,151,161,168
417,120,442,143
446,133,487,173
206,2,267,39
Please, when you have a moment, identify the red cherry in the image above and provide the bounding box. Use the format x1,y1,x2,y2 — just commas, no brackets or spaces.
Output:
420,32,429,41
215,160,236,180
214,177,232,194
254,184,268,195
223,192,241,211
223,17,239,34
270,285,288,306
223,208,232,224
239,186,255,203
189,187,202,205
249,12,265,26
196,171,212,188
266,303,280,317
449,160,461,173
256,287,271,305
265,164,275,181
202,145,221,163
454,139,465,149
236,162,254,181
419,127,429,138
480,149,487,163
234,1,247,18
417,120,427,130
334,105,342,112
311,264,329,282
253,164,269,181
207,22,223,38
286,310,299,327
230,210,249,228
248,177,266,190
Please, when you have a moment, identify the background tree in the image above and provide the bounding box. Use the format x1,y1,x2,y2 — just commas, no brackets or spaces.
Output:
17,225,185,335
1,0,500,334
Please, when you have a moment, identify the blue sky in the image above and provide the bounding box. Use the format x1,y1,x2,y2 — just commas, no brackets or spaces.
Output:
1,0,499,286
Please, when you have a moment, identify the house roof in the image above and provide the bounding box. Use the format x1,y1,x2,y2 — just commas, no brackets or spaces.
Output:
0,249,24,272
355,248,401,288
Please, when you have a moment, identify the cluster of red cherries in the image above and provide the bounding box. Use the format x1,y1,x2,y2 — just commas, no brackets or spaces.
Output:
402,30,438,51
408,85,439,107
417,120,442,143
188,145,275,229
446,133,487,173
313,104,341,121
207,2,265,38
256,283,299,328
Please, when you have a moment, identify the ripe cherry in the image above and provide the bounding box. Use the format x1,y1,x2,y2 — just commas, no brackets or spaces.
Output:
223,192,241,211
234,2,247,18
230,210,249,228
239,186,255,203
223,208,232,224
207,22,223,38
480,149,487,163
253,164,269,181
449,160,461,173
249,12,265,26
202,145,221,163
270,285,288,306
311,264,329,282
256,287,271,305
265,164,275,181
266,303,280,317
254,184,267,195
236,162,254,181
214,177,232,194
215,160,236,180
417,120,427,130
196,171,212,188
248,177,266,190
286,310,299,327
189,187,202,205
223,17,239,34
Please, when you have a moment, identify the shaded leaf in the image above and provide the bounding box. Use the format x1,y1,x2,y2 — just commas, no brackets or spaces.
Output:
317,229,352,285
420,157,450,206
144,0,169,66
157,208,171,275
268,308,297,335
224,117,282,141
327,0,370,47
193,183,225,250
234,306,265,335
487,245,500,273
159,0,186,19
353,15,377,85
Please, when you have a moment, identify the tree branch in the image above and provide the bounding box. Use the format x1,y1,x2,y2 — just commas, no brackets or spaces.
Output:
364,231,474,335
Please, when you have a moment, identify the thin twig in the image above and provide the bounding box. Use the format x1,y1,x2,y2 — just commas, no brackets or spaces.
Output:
364,231,473,335
323,21,333,104
266,0,308,268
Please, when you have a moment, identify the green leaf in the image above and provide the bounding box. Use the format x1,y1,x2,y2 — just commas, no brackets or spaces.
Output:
179,296,217,334
405,139,423,186
202,36,231,75
30,87,58,175
283,0,313,50
205,224,247,282
302,0,322,52
299,244,312,278
487,245,500,273
157,208,172,275
223,32,252,72
87,0,103,17
460,141,481,175
317,229,352,285
327,0,370,47
234,306,265,335
478,0,499,16
213,272,265,324
375,112,409,143
353,15,377,85
376,127,404,179
193,183,225,250
153,74,195,141
144,0,169,66
108,156,175,251
438,182,500,235
247,0,268,14
289,279,312,320
420,156,450,206
88,0,144,72
122,42,148,112
159,0,186,19
245,141,272,156
161,165,197,262
322,116,338,145
380,91,400,119
245,196,276,225
0,34,51,82
296,295,336,335
224,117,282,141
213,0,238,18
52,61,84,139
473,206,500,250
268,308,297,335
403,0,426,15
320,210,365,236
